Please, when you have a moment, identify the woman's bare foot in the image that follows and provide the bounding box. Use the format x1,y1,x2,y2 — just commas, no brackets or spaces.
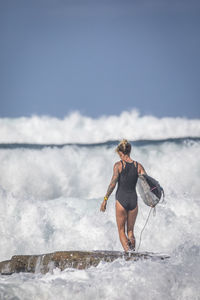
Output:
128,237,135,251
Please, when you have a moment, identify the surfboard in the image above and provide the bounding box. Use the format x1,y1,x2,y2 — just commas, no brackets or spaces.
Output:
137,174,164,207
0,250,170,275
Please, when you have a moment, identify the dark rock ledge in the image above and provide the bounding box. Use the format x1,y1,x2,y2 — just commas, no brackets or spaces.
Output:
0,251,170,275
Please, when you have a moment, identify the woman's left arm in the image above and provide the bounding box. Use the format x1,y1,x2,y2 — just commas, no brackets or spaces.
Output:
138,162,147,175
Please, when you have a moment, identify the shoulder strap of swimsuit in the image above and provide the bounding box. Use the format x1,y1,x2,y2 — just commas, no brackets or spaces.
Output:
136,161,138,174
121,160,125,169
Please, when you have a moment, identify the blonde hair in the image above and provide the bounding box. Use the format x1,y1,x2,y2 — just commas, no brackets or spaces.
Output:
116,139,131,155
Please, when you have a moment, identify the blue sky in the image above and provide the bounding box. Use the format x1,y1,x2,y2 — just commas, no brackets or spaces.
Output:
0,0,200,118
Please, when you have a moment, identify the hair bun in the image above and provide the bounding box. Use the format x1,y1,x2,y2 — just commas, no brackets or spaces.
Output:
121,139,128,151
116,139,131,155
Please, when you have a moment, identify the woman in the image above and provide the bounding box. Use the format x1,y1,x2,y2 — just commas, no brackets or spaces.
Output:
100,139,146,252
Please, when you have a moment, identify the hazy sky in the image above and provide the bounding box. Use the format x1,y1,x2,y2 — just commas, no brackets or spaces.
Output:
1,0,200,118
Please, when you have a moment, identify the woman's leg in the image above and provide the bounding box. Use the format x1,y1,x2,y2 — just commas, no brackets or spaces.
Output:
115,200,129,251
127,205,138,250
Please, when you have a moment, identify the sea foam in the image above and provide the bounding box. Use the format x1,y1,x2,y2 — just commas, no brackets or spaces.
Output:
0,110,200,143
0,113,199,300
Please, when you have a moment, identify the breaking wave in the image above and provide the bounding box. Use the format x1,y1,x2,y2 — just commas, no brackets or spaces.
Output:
0,111,199,300
0,110,199,144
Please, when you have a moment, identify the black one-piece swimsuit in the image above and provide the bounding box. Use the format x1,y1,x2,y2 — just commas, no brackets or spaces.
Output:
116,161,138,211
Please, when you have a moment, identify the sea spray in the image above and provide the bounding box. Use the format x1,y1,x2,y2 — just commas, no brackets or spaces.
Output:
0,110,200,143
0,113,200,299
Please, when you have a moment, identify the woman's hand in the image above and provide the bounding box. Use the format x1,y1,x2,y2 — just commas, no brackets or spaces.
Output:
100,199,107,212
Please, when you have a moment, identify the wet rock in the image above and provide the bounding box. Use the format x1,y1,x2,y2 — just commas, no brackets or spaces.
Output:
0,251,169,275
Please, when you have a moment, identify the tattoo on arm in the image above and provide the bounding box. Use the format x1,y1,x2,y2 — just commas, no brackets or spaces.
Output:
106,163,119,198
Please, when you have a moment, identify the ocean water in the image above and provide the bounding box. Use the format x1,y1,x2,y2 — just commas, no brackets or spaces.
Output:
0,111,200,300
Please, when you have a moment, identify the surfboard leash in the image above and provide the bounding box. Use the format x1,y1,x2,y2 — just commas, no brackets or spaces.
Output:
136,207,153,252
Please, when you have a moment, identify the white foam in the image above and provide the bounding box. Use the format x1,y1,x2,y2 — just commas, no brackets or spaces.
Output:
0,246,200,300
0,139,200,299
0,110,200,143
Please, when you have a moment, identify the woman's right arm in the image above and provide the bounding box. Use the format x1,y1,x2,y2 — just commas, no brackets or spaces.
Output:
100,162,120,212
104,162,120,199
